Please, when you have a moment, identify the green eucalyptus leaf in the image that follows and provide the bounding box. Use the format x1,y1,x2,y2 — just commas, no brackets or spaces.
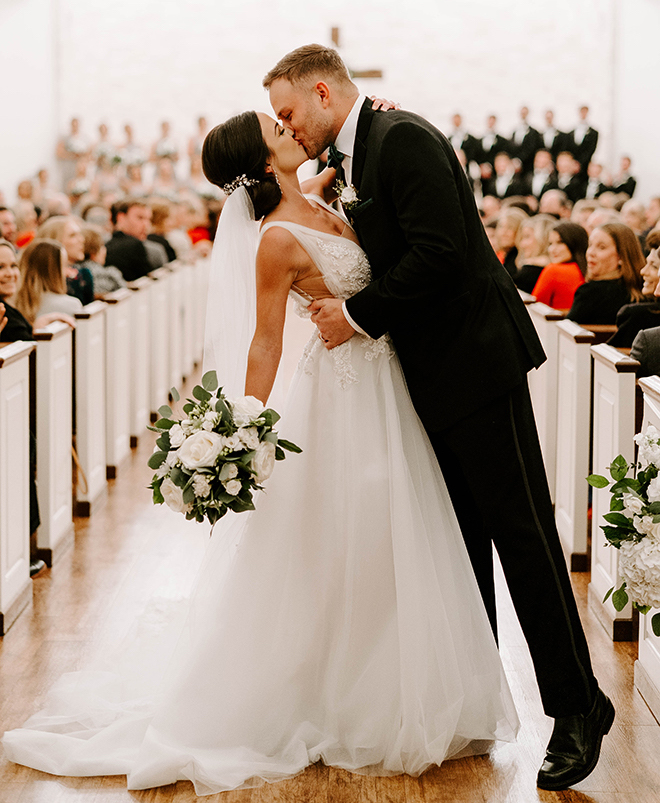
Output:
587,474,609,489
155,418,175,429
609,455,630,482
610,496,625,511
278,438,302,454
170,466,188,488
148,451,168,470
170,386,180,402
158,404,172,418
652,613,660,637
182,485,195,504
193,385,212,402
636,604,652,615
603,586,614,604
603,512,634,527
202,370,218,392
183,402,194,414
156,432,171,452
275,446,285,461
152,483,164,504
612,585,629,612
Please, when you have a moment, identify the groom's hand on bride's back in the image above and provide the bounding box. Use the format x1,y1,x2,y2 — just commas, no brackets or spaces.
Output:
309,298,355,350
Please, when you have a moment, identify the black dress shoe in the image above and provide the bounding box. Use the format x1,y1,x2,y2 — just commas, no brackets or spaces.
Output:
30,559,47,578
537,688,615,791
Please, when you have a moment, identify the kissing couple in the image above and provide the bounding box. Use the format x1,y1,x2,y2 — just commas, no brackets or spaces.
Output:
3,44,613,795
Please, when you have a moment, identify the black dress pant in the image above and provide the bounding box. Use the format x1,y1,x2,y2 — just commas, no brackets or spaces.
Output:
427,379,596,718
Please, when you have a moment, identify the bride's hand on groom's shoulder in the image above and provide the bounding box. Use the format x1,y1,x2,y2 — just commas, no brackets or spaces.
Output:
309,298,355,350
369,96,401,111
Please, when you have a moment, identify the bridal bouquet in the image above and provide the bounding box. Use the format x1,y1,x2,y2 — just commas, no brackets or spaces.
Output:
588,425,660,636
148,371,301,525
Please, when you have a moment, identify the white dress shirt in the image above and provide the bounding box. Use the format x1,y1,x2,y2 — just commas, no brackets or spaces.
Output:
573,122,588,146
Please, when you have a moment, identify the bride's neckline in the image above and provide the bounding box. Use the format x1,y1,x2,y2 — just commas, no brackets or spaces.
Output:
261,197,360,246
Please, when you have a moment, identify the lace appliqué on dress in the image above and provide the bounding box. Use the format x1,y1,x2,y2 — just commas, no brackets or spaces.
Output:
314,239,371,299
362,334,395,362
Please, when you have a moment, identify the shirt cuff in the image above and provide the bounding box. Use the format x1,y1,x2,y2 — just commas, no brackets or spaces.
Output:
342,301,369,336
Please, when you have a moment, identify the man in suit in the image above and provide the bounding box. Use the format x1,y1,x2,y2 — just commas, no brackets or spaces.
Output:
447,113,479,168
611,156,637,197
106,198,153,282
584,162,608,200
510,106,542,178
567,106,599,177
523,149,558,200
477,114,510,170
265,44,613,792
482,151,526,199
541,109,566,161
556,152,587,203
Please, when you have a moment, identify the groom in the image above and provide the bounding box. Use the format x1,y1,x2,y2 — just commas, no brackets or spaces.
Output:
263,45,613,791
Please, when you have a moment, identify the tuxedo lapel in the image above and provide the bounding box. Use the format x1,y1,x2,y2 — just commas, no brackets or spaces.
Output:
351,99,376,192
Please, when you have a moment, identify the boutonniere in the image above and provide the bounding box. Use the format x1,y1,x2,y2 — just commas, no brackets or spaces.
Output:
334,179,361,212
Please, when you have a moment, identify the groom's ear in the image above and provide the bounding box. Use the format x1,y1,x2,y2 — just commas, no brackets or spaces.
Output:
314,81,331,108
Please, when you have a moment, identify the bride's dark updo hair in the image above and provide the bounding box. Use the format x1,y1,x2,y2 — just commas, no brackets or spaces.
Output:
202,111,282,220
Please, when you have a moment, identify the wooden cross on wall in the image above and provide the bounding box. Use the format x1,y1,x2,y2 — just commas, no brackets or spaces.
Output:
331,27,383,79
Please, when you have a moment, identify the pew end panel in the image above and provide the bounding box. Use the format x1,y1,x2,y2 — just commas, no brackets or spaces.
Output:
588,344,640,641
0,342,35,633
148,269,172,420
635,376,660,723
126,278,152,447
33,323,74,566
73,302,108,517
102,289,133,478
554,320,595,572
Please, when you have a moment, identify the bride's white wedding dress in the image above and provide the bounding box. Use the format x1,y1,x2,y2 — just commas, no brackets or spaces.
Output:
3,207,518,795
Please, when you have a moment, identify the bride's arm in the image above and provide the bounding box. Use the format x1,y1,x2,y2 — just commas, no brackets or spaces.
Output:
300,167,338,205
245,229,305,405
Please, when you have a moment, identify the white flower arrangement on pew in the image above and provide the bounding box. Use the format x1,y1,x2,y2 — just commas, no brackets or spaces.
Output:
148,371,301,526
588,425,660,636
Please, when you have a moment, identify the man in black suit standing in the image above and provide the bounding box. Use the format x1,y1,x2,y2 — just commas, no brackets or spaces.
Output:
567,106,599,177
106,198,153,282
447,112,479,169
541,109,566,161
611,155,637,197
477,114,510,170
510,106,542,179
265,44,613,793
556,152,587,203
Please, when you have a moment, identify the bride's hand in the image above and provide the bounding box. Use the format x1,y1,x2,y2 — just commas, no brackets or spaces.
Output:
370,96,401,111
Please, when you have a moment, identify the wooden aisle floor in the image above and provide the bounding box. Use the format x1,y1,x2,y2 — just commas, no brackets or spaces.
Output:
1,372,659,803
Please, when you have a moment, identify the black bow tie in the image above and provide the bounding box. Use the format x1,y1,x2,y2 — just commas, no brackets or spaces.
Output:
327,143,345,171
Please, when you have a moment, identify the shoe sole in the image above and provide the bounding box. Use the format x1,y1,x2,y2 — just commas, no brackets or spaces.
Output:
536,699,615,791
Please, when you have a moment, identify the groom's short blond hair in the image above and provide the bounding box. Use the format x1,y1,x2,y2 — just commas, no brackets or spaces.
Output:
263,44,352,88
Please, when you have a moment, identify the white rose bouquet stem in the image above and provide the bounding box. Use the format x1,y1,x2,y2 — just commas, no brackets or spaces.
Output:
588,425,660,636
147,371,301,527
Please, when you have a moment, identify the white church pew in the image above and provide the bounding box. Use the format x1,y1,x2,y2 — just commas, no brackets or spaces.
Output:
126,277,152,448
103,289,133,479
178,260,196,381
527,302,565,501
518,289,536,305
634,376,660,724
33,322,74,566
588,343,640,641
553,320,595,571
0,342,34,634
167,263,184,394
149,268,172,420
73,301,107,517
195,256,211,366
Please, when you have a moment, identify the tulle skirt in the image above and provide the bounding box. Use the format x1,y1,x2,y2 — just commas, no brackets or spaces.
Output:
3,334,518,795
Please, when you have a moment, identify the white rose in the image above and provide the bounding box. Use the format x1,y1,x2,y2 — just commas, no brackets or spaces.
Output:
222,433,242,452
340,185,357,204
623,494,644,516
619,538,660,608
192,473,212,498
169,424,185,447
224,479,242,496
177,430,224,470
252,441,276,483
238,426,260,450
165,450,179,468
181,419,194,434
155,463,169,479
648,477,660,504
202,420,214,431
229,395,264,427
161,478,191,513
219,462,238,481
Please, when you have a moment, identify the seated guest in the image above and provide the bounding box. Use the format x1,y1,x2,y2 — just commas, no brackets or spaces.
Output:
567,222,644,324
523,149,557,200
105,198,152,282
14,239,83,324
555,152,586,203
513,214,554,292
631,324,660,377
38,216,94,305
14,201,38,249
480,195,501,225
0,207,17,245
609,229,660,347
645,197,660,235
585,207,620,234
611,155,636,197
0,239,75,338
531,222,588,310
81,202,112,235
147,199,178,263
494,207,528,278
584,162,608,200
79,225,126,297
483,152,525,199
620,199,647,249
539,188,572,219
571,199,600,229
150,158,179,197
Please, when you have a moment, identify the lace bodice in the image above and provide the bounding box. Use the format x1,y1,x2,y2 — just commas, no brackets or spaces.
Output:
260,199,393,388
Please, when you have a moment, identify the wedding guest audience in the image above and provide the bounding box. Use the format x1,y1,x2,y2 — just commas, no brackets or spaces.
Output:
14,239,83,323
448,113,479,167
121,164,148,197
540,109,566,160
567,222,644,324
584,162,608,199
531,222,588,310
539,189,572,219
483,152,525,199
510,105,542,177
151,120,179,163
38,215,94,305
0,207,17,245
106,198,152,281
611,156,637,197
555,152,586,203
151,158,179,197
147,199,178,262
81,202,112,235
40,193,72,222
523,149,557,200
33,167,53,207
571,200,600,229
79,225,126,297
621,200,648,250
566,105,599,176
188,115,209,161
56,117,91,187
513,214,554,292
609,228,660,347
94,122,115,163
494,207,528,277
119,123,146,167
92,154,121,197
16,180,34,202
597,191,619,210
645,197,660,234
477,114,510,170
585,208,620,234
480,195,501,225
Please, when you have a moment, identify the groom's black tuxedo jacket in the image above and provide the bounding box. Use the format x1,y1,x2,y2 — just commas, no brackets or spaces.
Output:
344,100,545,431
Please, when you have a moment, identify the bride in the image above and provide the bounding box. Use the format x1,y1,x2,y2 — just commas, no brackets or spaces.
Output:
3,110,518,795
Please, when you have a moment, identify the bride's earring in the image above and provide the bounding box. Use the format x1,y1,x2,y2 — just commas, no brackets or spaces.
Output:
266,163,282,190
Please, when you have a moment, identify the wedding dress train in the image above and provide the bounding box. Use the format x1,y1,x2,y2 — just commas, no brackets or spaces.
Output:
3,210,518,795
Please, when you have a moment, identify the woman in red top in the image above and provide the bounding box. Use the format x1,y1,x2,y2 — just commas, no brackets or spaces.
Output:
531,221,588,310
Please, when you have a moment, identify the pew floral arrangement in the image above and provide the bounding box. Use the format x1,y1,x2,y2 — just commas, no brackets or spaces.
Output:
147,371,301,525
588,425,660,636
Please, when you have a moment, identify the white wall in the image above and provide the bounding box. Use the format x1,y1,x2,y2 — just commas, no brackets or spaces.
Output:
2,0,659,202
0,0,58,202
